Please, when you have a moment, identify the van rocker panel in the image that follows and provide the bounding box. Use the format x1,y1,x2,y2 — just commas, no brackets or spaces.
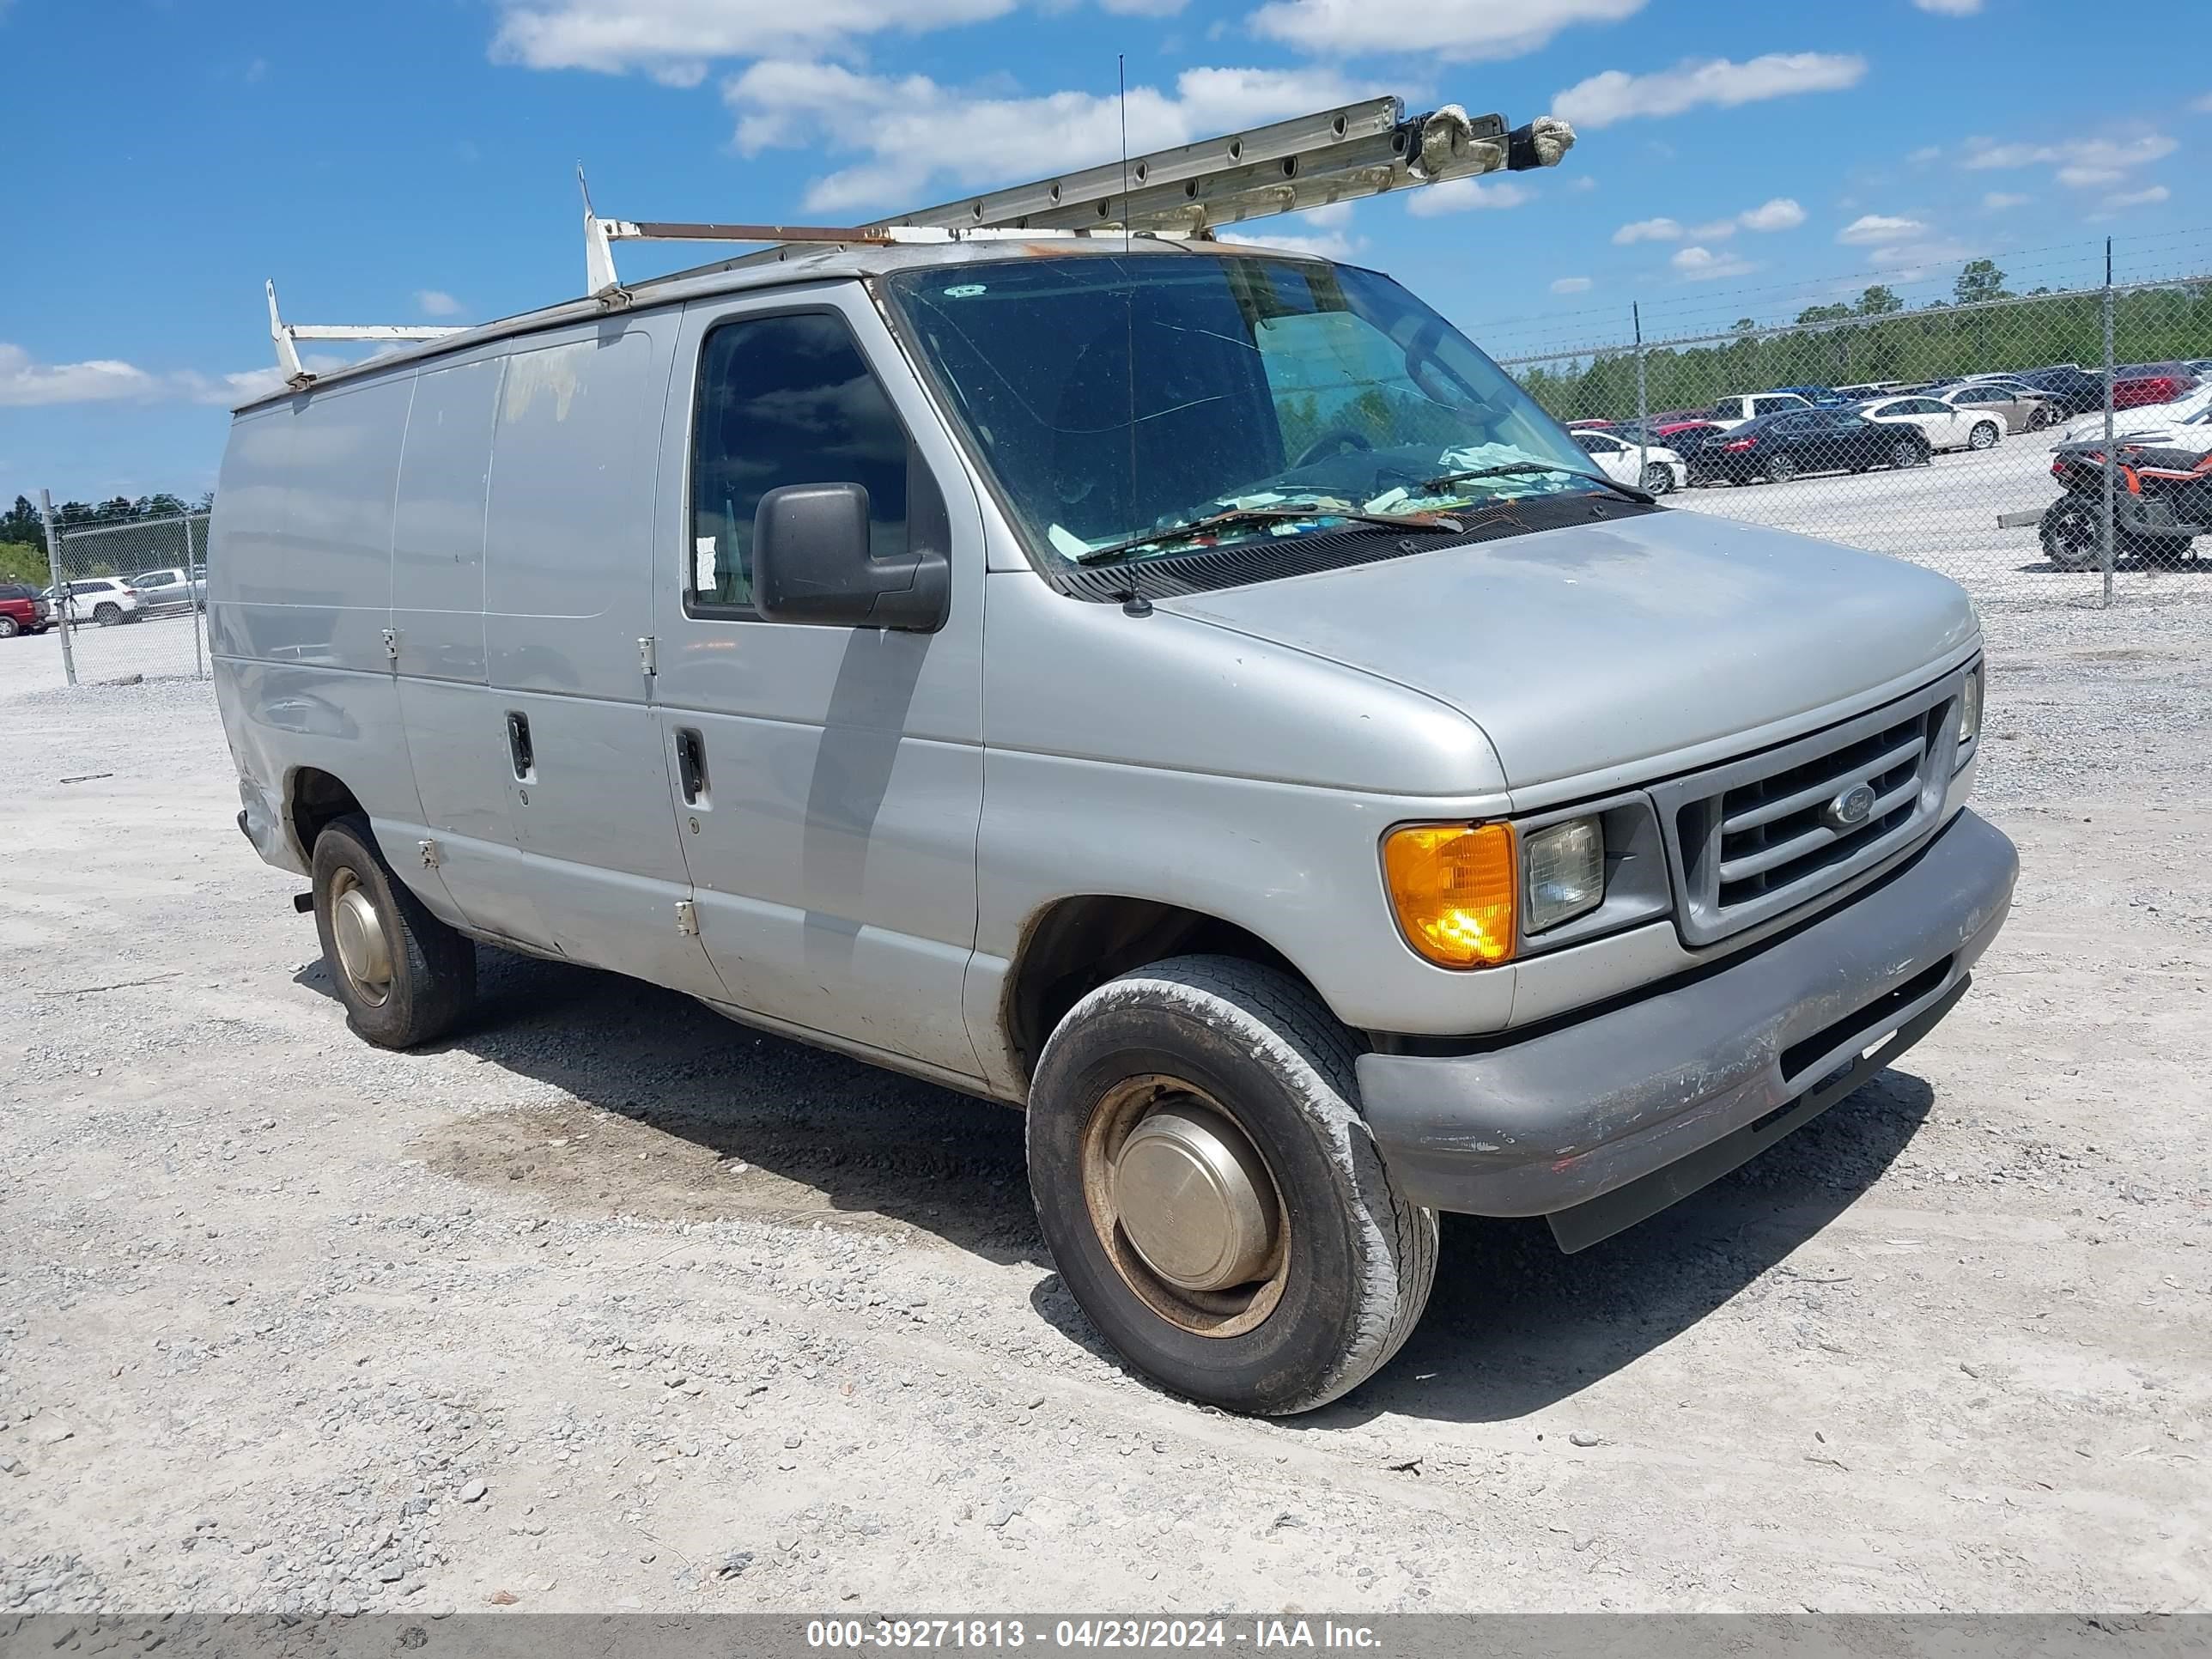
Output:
1354,807,2017,1224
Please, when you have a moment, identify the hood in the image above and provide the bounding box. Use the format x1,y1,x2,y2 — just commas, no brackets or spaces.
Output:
1157,507,1978,793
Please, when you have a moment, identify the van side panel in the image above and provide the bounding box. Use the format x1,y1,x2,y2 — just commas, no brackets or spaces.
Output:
389,356,550,944
481,323,721,995
208,381,426,877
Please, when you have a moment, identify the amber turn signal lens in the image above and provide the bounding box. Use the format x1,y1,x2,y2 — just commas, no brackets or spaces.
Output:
1383,822,1516,968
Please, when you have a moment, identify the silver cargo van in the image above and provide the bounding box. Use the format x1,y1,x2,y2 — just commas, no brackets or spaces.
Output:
213,118,2014,1415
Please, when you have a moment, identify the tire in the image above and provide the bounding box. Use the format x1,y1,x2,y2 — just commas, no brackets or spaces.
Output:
1889,437,1925,470
0,616,16,639
93,602,121,626
1638,462,1674,495
1766,452,1800,483
2039,496,2103,571
1026,955,1437,1417
1968,422,2000,451
309,814,477,1048
2027,404,2051,431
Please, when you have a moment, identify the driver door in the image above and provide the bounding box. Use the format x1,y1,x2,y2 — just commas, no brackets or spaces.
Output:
646,285,988,1082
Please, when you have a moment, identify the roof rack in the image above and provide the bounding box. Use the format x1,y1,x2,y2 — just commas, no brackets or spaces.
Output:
265,281,464,388
578,95,1572,300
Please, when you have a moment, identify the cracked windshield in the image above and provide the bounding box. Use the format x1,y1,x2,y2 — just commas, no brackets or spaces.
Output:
882,253,1604,568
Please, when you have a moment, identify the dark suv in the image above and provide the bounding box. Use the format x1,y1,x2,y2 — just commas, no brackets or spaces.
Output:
0,581,53,638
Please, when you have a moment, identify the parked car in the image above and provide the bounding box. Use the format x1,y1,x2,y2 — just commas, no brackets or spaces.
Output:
2012,366,2106,417
49,577,143,625
131,565,208,613
1768,384,1853,407
2113,364,2198,411
1571,428,1686,494
2060,380,2212,444
0,580,54,638
1832,380,1911,401
1694,407,1931,483
1564,418,1615,430
1857,394,2000,453
1704,392,1816,432
215,180,2014,1417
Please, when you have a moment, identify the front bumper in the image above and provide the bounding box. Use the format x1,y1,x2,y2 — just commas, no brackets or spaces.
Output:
1355,808,2017,1250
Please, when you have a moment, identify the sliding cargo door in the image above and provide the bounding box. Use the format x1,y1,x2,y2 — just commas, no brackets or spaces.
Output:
481,319,722,998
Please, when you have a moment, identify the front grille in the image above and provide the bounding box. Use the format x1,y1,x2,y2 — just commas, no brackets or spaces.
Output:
1654,669,1967,947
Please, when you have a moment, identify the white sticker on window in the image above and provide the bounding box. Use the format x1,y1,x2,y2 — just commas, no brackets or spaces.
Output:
943,284,987,298
695,536,718,591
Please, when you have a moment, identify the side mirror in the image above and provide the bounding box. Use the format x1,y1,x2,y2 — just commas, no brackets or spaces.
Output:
750,482,950,631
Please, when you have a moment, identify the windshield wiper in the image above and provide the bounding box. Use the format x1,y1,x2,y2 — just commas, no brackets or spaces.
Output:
1072,502,1465,568
1418,461,1656,506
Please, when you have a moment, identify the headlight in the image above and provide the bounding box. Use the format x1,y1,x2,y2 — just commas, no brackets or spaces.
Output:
1522,816,1606,933
1957,665,1983,762
1383,823,1516,968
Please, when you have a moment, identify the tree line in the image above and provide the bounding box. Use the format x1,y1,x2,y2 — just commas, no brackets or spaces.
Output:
0,492,212,586
1510,260,2212,423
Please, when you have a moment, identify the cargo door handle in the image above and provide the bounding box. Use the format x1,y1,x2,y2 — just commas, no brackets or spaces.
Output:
675,728,708,805
506,711,535,781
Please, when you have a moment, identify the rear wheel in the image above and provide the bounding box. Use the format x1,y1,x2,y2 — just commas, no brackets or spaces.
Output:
1765,452,1801,483
93,602,121,626
1969,421,2001,451
1026,955,1436,1416
0,616,16,639
310,814,476,1048
2040,496,2103,570
2027,404,2051,430
1638,462,1674,495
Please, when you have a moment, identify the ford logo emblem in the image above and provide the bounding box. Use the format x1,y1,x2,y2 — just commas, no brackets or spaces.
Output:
1825,782,1877,830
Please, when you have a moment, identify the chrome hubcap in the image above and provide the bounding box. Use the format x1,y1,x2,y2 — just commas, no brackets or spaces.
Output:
329,870,392,1006
1113,1103,1279,1293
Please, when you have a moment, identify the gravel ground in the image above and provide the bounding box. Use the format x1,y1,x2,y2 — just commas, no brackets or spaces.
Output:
1,553,2208,1618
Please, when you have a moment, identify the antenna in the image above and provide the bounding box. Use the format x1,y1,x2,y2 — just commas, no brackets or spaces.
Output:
1118,54,1141,562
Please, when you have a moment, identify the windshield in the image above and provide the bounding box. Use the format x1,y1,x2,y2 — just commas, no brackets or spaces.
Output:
879,253,1597,568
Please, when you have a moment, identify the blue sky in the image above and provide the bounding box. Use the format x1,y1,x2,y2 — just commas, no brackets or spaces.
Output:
4,0,2208,500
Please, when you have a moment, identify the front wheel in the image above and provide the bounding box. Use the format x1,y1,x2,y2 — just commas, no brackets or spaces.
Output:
1639,462,1675,495
1765,452,1801,483
1968,421,2000,451
2122,529,2194,568
2040,496,2103,570
1027,956,1437,1416
310,815,477,1048
1890,437,1926,470
0,616,16,639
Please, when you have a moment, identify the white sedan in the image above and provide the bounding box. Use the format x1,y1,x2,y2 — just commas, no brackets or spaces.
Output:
1857,394,2003,454
1571,428,1686,494
2060,380,2212,444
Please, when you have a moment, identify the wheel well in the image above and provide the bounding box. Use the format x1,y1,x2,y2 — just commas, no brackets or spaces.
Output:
288,768,364,862
1004,896,1298,1084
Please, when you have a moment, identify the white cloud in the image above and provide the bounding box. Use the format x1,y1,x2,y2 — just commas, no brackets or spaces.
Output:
1100,0,1185,11
1686,218,1737,240
2194,93,2212,114
415,289,464,318
1613,216,1682,244
1567,174,1597,191
1297,201,1354,228
1216,228,1364,261
1912,0,1982,13
1866,240,1976,277
726,61,1368,213
1249,0,1642,62
0,344,352,409
1982,191,2030,210
491,0,1015,77
1403,176,1531,217
1838,213,1927,246
1907,145,1942,164
1670,246,1758,282
1550,276,1593,294
1553,52,1866,129
2102,184,2170,210
0,343,159,407
1963,133,2176,187
1737,196,1807,232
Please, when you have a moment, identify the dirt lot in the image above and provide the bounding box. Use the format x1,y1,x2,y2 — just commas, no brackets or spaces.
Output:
2,570,2209,1617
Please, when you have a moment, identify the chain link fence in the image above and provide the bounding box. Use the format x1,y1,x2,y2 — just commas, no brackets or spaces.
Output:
38,504,210,684
1492,263,2212,615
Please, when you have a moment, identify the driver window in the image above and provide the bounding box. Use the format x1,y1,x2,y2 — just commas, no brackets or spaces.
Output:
688,311,908,617
1252,307,1446,462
